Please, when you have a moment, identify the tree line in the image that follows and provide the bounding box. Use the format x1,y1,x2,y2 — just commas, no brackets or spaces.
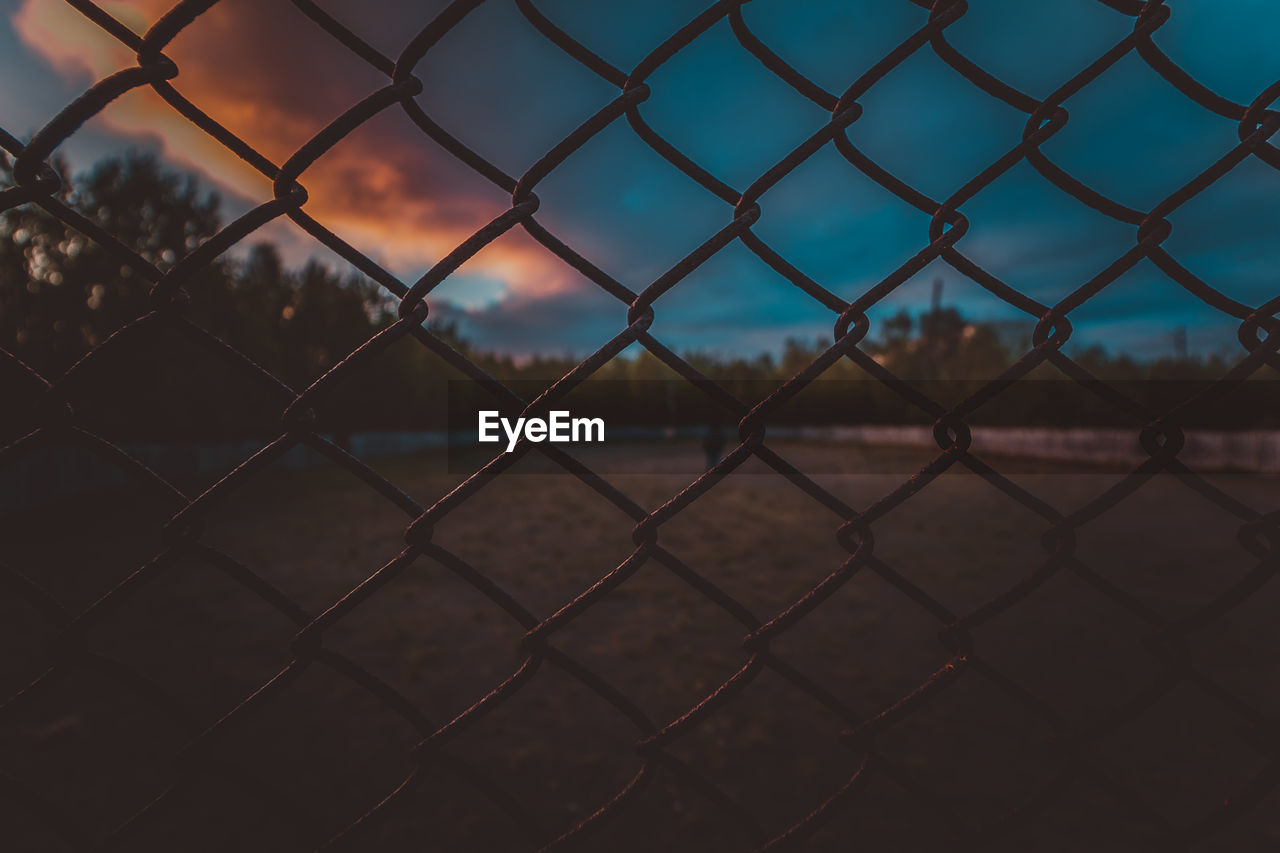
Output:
2,153,1269,441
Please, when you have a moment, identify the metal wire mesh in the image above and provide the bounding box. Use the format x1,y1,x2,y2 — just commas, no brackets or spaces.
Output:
3,0,1279,850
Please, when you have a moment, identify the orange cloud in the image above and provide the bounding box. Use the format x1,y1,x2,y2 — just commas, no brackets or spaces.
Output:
12,0,575,300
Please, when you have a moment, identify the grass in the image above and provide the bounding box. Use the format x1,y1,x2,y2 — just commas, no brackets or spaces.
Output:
3,440,1279,852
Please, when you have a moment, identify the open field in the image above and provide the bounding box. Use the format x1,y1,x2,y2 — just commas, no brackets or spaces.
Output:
3,440,1279,852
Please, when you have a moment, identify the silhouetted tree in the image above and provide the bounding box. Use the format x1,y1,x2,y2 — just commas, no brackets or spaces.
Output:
1,152,226,373
3,154,1257,437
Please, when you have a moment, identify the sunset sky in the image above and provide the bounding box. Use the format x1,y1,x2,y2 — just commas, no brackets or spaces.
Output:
2,0,1278,359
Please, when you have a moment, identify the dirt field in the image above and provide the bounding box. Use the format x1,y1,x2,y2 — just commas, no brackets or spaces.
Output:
3,440,1279,852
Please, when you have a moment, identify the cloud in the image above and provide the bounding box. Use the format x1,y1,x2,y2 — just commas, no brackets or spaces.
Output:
431,280,625,360
12,0,1277,360
12,0,574,299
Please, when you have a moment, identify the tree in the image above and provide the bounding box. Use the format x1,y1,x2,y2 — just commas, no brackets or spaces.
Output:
0,153,404,437
1,152,225,374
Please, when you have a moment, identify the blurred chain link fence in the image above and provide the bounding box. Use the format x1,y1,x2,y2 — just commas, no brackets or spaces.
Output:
3,0,1280,850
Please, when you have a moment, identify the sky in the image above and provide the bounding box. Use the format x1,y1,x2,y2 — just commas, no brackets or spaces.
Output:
2,0,1278,360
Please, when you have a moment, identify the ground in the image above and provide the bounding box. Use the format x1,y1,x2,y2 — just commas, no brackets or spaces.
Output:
3,440,1279,851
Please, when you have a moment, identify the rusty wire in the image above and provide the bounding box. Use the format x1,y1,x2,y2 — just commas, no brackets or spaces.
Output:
2,0,1280,850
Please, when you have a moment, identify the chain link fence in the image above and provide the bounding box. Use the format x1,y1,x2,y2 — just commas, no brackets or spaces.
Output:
3,0,1280,850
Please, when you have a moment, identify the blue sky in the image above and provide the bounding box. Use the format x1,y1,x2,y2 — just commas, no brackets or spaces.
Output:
3,0,1278,360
